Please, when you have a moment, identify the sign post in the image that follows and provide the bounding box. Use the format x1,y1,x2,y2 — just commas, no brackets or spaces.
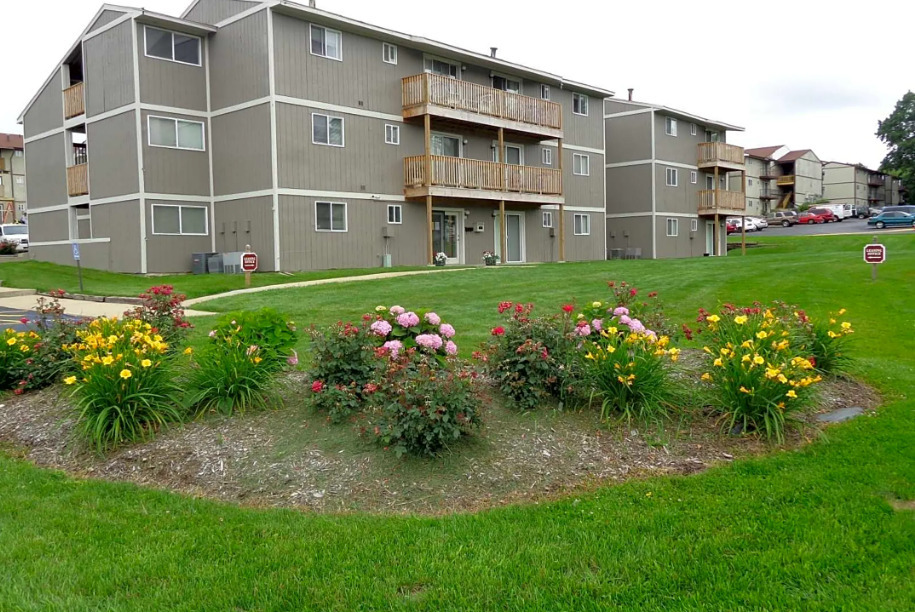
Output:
71,242,84,292
862,237,886,281
241,245,258,287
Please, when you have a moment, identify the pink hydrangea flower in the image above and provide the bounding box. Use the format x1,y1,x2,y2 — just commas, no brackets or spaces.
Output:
396,311,420,328
445,340,458,355
591,318,602,331
424,312,441,326
415,333,443,350
613,306,629,317
370,320,392,336
383,340,403,358
439,323,456,338
619,315,632,325
389,305,405,315
629,319,645,333
575,324,592,337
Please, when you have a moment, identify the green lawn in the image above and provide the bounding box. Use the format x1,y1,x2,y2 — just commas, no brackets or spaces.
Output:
2,233,915,610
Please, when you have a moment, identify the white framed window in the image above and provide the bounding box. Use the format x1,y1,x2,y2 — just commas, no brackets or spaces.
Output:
152,204,208,235
666,218,678,237
15,176,24,185
144,26,201,66
540,84,550,100
748,178,753,186
312,113,344,147
574,213,590,235
316,201,346,232
542,147,552,165
690,218,698,232
572,93,589,116
148,115,205,151
14,150,23,157
384,124,400,145
492,75,521,93
666,167,678,187
665,117,677,136
423,56,459,78
493,144,523,165
382,42,397,64
573,153,590,176
542,211,553,228
690,123,697,136
0,177,3,185
387,204,402,224
690,171,697,184
310,24,342,61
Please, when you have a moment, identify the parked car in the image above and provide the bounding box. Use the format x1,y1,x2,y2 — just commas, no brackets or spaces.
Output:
807,207,838,223
868,206,884,217
767,210,798,227
867,211,915,229
748,216,768,229
726,221,738,234
797,211,826,224
881,205,915,216
726,217,761,232
816,203,853,221
0,224,28,252
852,205,871,219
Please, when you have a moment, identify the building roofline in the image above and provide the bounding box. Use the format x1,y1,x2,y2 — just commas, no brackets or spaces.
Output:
604,98,742,131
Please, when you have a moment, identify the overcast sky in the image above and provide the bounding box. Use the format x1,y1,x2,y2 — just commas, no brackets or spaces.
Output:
5,0,912,169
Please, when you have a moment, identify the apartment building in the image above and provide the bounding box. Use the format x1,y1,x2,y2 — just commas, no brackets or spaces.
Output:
19,0,611,273
0,134,27,223
822,161,902,208
604,98,745,259
743,146,822,210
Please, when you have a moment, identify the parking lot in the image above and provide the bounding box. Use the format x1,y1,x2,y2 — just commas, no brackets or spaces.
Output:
738,217,913,237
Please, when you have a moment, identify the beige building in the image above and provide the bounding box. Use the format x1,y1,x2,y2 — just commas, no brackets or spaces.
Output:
742,146,822,211
822,161,902,208
604,98,745,259
0,134,27,222
20,0,611,273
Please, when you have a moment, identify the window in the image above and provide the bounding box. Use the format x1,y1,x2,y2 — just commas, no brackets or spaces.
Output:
748,178,753,186
382,42,397,64
666,218,679,237
542,211,553,228
144,26,201,66
15,176,24,185
312,113,344,146
431,133,461,157
690,123,697,136
665,117,677,136
424,57,458,78
148,116,205,150
572,93,589,116
690,171,697,184
387,204,402,224
574,213,590,235
540,84,550,100
573,153,590,176
152,204,208,235
706,130,719,142
542,147,552,165
0,177,3,185
666,167,678,187
14,150,23,157
384,124,400,145
316,201,347,231
492,75,520,93
494,144,522,165
690,218,698,232
310,24,342,60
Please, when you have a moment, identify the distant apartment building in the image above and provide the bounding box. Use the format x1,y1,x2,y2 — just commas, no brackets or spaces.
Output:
604,98,745,258
743,146,822,211
822,161,902,208
0,134,27,222
20,0,611,273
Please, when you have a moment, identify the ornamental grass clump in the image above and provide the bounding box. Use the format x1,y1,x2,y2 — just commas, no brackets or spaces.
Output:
696,304,823,442
64,316,181,452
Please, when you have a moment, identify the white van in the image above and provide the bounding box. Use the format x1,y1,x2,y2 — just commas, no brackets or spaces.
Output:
0,224,28,252
817,203,854,221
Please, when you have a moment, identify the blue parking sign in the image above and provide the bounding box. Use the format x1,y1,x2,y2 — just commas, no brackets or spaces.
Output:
72,242,80,261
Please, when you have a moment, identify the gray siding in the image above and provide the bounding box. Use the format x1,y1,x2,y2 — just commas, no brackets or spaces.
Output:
184,0,259,26
523,208,560,264
606,216,652,260
90,200,142,272
85,20,136,117
209,10,269,110
87,110,139,199
563,149,604,209
654,217,706,259
28,209,68,242
558,89,603,151
23,68,63,139
88,9,126,33
606,164,652,214
137,23,208,112
655,164,698,216
654,112,705,165
605,112,652,164
564,209,605,262
213,196,275,270
140,110,210,196
24,134,68,208
212,103,272,195
145,200,212,272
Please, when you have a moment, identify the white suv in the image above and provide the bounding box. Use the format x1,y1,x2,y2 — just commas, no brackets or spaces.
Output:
0,224,29,252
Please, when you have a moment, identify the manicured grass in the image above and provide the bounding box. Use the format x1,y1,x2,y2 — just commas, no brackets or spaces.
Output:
2,233,915,610
0,260,439,299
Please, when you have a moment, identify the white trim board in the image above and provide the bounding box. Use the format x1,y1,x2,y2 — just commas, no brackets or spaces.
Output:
24,127,65,145
211,96,272,118
541,140,604,155
267,8,281,271
30,238,112,247
275,96,404,123
214,1,276,28
540,205,604,212
82,13,134,42
212,188,408,204
605,212,652,219
603,108,654,119
656,160,699,171
605,159,652,169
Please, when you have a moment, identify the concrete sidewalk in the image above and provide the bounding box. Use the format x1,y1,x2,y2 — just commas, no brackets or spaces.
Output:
0,287,214,319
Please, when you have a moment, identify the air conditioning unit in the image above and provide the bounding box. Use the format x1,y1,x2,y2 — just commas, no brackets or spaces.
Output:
221,251,245,274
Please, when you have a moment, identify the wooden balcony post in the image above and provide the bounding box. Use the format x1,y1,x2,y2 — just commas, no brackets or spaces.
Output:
497,127,505,191
558,138,565,262
424,114,433,265
714,213,719,256
499,199,506,264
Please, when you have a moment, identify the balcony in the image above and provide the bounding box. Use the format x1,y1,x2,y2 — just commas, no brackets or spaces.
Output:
404,155,563,204
868,176,884,187
63,82,85,120
67,163,88,197
698,189,746,216
697,142,745,171
776,175,795,186
402,73,563,139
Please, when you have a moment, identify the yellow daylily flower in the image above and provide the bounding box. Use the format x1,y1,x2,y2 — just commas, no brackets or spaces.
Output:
141,359,152,368
734,315,748,325
756,331,768,340
700,372,712,382
753,355,765,365
786,390,797,399
713,358,723,367
64,376,77,385
119,369,132,379
592,301,602,308
739,386,752,394
706,314,720,323
183,347,194,355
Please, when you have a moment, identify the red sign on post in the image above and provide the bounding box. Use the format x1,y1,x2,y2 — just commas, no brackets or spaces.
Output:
863,244,886,264
241,252,258,272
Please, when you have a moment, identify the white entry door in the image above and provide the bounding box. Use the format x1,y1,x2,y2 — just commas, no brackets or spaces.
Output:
495,212,525,263
705,221,715,255
432,209,463,265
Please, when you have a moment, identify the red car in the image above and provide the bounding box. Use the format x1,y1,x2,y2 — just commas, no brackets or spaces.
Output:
726,221,738,234
797,211,826,224
807,207,837,222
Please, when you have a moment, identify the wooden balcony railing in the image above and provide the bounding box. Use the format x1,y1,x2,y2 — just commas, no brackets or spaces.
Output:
697,142,745,168
868,176,884,186
67,163,88,197
404,155,562,196
776,175,795,186
63,82,85,119
698,189,746,214
402,73,562,132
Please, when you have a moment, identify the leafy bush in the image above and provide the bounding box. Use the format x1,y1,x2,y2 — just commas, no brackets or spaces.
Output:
15,292,88,394
209,309,297,370
307,320,377,389
696,305,822,442
307,380,366,424
0,328,40,391
603,281,674,337
771,303,854,375
367,305,460,360
0,241,18,255
65,317,181,452
124,285,191,348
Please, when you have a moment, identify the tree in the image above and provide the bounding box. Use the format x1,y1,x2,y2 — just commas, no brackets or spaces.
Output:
876,91,915,197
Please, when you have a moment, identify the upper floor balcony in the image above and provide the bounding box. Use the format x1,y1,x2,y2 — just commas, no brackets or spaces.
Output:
697,142,745,171
776,175,795,186
868,175,884,187
63,82,85,120
698,189,746,216
67,163,88,197
404,155,563,204
402,73,563,139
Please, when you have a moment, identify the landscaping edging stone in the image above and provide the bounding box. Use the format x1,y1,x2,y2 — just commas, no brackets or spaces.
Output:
37,291,144,305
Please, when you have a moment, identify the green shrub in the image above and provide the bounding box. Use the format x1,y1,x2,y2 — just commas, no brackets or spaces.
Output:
307,320,377,388
0,241,18,255
15,292,88,394
772,303,855,375
307,380,365,424
123,285,192,349
211,309,297,370
65,317,181,452
0,328,39,391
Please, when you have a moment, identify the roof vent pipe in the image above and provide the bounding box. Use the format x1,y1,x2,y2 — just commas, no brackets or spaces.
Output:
628,88,634,101
490,47,497,58
309,0,316,6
